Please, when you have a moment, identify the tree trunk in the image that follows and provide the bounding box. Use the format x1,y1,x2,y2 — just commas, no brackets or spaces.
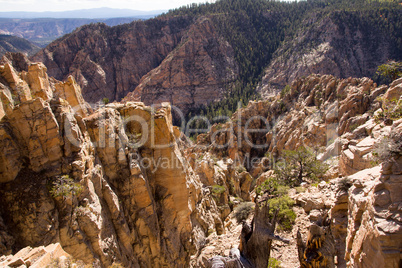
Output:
298,162,304,185
240,203,289,268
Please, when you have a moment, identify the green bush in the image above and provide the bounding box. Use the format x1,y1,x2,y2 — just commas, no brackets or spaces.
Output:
50,175,82,198
255,177,279,196
274,146,328,186
268,257,281,268
212,185,226,195
267,195,296,231
374,98,402,123
377,60,402,83
256,177,295,231
234,202,254,223
280,84,291,98
102,97,110,105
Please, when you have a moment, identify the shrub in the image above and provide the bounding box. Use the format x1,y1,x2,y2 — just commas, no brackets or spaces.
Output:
374,98,402,124
102,97,110,105
274,146,328,186
337,177,352,193
255,177,279,196
50,175,83,198
234,202,254,223
212,185,226,195
267,195,296,231
280,84,291,98
376,60,402,83
268,257,281,268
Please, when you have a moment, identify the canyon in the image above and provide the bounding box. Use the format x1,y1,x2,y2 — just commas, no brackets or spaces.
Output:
0,0,401,267
0,54,400,267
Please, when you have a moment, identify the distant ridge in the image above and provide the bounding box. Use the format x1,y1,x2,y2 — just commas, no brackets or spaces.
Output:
0,7,165,19
0,34,40,57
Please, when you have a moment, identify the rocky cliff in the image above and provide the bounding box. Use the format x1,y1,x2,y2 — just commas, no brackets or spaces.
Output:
31,16,238,113
0,53,401,267
258,11,401,98
194,73,401,267
0,57,236,267
123,17,238,114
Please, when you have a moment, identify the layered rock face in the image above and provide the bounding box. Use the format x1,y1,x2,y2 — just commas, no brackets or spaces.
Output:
0,57,227,267
258,12,396,97
0,243,73,268
124,17,238,114
345,156,401,268
195,74,401,267
198,74,393,174
32,16,238,112
31,17,194,103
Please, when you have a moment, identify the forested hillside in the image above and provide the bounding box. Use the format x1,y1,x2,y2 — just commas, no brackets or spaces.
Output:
165,0,402,120
31,0,402,122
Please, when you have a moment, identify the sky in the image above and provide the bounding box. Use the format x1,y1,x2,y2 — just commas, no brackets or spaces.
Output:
0,0,217,12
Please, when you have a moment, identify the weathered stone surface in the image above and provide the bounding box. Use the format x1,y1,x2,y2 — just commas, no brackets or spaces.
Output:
0,123,22,183
0,60,225,267
383,77,402,101
0,62,32,102
258,13,392,98
125,17,238,114
22,62,53,100
296,193,326,214
0,243,72,268
54,76,88,117
345,162,402,268
8,98,63,173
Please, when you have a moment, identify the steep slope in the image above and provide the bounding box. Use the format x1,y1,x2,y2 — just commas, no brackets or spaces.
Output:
191,73,401,267
0,57,231,267
0,53,401,267
124,17,238,114
258,9,402,97
0,34,40,57
31,17,199,104
30,0,402,120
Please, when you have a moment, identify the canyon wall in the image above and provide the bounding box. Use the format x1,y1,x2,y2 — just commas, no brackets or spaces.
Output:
0,57,228,267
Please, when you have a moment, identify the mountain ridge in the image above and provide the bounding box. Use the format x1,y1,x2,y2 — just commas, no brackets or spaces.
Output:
0,7,165,19
0,34,40,57
30,0,402,118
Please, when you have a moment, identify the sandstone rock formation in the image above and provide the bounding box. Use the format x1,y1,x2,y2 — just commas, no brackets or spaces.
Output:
344,122,401,267
1,51,401,267
192,73,401,267
196,74,399,176
258,12,397,97
0,243,73,268
32,16,238,112
0,58,228,267
124,17,238,114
